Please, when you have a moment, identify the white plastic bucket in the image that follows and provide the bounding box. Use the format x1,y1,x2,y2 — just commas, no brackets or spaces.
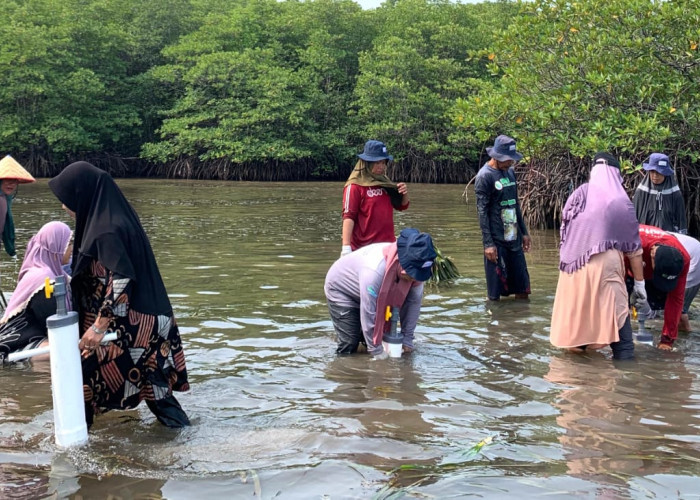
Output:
383,341,402,358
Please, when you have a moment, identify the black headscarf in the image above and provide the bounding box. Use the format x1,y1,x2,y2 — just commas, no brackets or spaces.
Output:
592,151,621,169
48,162,172,315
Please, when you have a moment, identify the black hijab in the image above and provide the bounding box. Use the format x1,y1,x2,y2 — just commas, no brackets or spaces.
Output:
48,162,172,315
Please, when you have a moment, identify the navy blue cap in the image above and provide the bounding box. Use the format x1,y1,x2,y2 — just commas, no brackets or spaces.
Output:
486,135,523,162
397,228,437,282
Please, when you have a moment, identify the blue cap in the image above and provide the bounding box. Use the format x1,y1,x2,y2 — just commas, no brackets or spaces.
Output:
397,228,437,282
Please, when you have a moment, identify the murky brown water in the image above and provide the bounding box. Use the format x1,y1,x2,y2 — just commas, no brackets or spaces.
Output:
1,180,699,499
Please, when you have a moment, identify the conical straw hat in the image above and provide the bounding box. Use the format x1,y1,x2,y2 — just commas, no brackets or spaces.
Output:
0,155,36,183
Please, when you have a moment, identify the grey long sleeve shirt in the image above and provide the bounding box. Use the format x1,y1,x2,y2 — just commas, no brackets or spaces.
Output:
324,242,424,354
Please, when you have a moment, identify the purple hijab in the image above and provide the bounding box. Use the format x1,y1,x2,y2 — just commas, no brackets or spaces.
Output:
559,160,641,273
1,221,72,321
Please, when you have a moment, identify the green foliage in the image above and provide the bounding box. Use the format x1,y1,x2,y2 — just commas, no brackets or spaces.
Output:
428,245,461,286
142,0,514,179
2,0,697,226
0,0,516,180
0,0,193,170
452,0,700,229
353,0,519,175
143,0,372,176
453,0,700,163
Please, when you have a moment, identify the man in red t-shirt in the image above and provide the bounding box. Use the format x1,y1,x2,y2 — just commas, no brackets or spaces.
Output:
341,140,409,255
625,225,689,349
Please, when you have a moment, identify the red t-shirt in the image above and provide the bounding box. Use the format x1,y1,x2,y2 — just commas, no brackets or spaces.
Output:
626,225,690,344
342,184,409,250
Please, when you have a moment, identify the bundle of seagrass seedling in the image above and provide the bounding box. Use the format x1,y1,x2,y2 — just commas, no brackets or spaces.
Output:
429,245,461,285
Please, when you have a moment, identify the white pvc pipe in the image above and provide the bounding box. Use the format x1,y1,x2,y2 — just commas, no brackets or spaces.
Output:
7,332,118,363
48,310,88,447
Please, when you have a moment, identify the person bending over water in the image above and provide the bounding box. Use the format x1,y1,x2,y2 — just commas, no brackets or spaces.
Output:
624,225,689,351
325,228,436,359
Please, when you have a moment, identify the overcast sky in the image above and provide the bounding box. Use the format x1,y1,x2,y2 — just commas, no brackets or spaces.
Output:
356,0,384,8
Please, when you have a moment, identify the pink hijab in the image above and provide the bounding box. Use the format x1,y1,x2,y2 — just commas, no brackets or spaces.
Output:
559,159,641,273
1,221,72,322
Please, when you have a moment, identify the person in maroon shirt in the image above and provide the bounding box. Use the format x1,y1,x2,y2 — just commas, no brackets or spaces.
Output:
625,225,689,350
341,140,409,256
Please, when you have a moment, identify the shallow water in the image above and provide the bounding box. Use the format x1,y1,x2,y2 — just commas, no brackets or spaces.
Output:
1,180,699,499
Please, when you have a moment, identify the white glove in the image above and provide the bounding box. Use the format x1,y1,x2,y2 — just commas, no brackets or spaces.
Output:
340,245,352,257
372,350,389,361
633,280,647,302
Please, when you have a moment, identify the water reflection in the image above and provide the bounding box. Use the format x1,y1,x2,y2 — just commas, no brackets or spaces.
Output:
321,356,438,458
48,452,166,499
545,353,700,491
0,462,50,500
1,180,699,498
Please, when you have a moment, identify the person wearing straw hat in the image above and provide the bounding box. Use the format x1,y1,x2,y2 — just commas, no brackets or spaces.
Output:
341,140,409,257
474,135,531,301
633,153,687,234
0,155,36,260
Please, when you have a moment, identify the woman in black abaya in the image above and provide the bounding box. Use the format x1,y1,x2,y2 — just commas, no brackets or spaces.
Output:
48,162,190,428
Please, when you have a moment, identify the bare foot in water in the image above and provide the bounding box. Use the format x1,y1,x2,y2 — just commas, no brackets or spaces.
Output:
658,343,673,351
566,343,606,354
678,314,691,332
